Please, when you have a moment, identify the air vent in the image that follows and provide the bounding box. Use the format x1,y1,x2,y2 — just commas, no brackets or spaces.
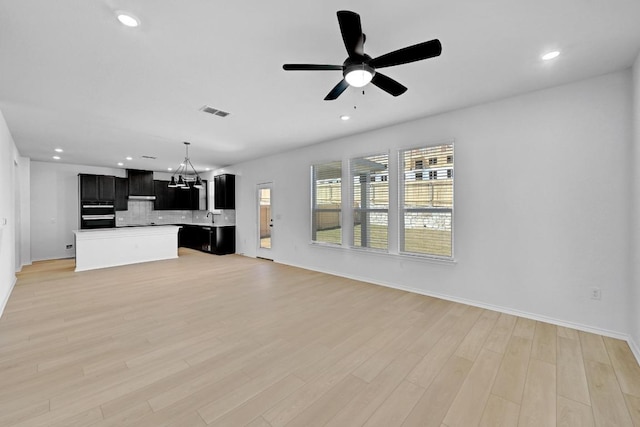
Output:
200,105,230,117
141,155,156,159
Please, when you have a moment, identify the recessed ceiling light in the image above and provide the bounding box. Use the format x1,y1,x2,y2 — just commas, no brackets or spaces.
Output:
542,51,560,61
116,12,140,28
52,156,60,160
167,167,173,171
205,168,211,171
54,148,63,153
117,162,124,166
340,115,350,121
125,156,133,161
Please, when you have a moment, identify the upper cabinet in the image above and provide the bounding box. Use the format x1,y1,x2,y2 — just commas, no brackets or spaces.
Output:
214,174,235,209
153,180,169,210
79,174,115,201
127,169,154,196
115,177,128,210
154,180,207,210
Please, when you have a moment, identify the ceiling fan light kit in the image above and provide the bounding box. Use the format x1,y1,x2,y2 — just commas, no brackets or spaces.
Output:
344,63,375,87
283,10,442,100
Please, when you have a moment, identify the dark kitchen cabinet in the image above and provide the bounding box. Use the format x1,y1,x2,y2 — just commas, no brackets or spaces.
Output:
213,226,236,254
127,169,154,196
154,180,207,210
115,177,128,210
79,174,115,201
80,174,98,200
178,225,235,255
176,186,194,209
154,180,170,210
214,174,235,209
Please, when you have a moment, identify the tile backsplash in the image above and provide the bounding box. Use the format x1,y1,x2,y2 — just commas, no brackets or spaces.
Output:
116,200,235,226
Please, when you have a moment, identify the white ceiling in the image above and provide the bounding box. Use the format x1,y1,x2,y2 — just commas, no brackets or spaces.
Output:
2,1,640,172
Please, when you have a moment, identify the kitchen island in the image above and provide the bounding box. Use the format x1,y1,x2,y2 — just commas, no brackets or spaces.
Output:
73,225,181,272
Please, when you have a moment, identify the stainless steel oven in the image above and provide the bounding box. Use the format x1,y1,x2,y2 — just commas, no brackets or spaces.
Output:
80,202,115,229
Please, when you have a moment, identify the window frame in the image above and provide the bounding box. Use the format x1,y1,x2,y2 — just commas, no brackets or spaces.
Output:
349,152,390,252
398,142,455,260
310,161,343,246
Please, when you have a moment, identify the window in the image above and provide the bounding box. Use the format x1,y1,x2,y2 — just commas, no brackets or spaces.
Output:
401,144,453,257
311,161,342,244
428,157,438,165
415,159,424,169
351,153,388,250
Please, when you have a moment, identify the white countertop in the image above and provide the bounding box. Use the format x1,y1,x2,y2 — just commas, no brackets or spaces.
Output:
114,223,234,228
186,223,235,228
75,225,181,235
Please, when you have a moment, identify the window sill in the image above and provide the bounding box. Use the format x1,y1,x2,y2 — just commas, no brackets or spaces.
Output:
309,241,457,265
309,241,343,249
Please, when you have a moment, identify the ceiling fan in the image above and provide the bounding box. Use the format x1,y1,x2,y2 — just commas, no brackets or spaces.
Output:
283,10,442,101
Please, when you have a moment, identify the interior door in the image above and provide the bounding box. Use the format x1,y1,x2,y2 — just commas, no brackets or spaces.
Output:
257,183,272,259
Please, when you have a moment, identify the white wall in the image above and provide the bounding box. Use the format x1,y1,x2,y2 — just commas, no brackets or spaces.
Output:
19,157,30,269
631,52,640,356
0,110,19,315
15,155,30,271
30,162,125,261
233,70,633,337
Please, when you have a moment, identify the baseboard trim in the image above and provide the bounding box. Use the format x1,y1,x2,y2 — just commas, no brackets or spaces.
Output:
277,258,633,344
15,261,32,273
628,337,640,366
30,256,74,262
0,275,17,319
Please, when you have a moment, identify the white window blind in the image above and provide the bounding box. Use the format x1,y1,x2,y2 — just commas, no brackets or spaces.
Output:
400,144,453,257
351,153,389,250
311,161,342,244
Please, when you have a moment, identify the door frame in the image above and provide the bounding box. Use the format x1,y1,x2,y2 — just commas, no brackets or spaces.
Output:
256,182,273,260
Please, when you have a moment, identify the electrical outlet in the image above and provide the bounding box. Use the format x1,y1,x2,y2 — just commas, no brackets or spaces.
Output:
590,287,601,300
66,244,73,249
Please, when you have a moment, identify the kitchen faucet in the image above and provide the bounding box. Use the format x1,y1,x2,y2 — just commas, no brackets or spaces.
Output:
206,211,215,223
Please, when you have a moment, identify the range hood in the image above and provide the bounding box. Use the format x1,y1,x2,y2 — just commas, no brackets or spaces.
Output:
127,169,156,200
128,195,156,201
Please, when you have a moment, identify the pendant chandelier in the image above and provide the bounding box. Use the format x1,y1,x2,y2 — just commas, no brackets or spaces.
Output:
168,142,204,189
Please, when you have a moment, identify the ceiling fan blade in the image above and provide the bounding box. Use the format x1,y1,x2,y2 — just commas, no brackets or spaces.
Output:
337,10,364,57
370,39,442,69
283,64,343,71
324,79,349,100
371,73,407,97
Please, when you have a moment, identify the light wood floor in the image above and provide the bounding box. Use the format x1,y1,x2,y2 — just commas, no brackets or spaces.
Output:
2,249,640,426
